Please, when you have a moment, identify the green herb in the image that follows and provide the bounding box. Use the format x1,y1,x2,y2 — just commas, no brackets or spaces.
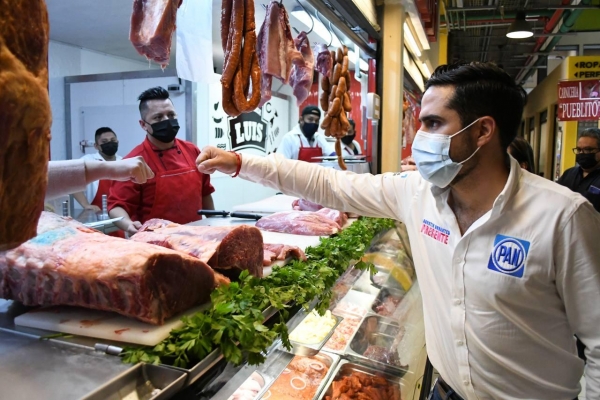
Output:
122,217,394,368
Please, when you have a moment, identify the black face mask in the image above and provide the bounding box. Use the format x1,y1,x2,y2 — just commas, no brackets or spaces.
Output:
576,153,599,170
147,119,180,143
341,134,355,145
99,141,119,157
301,122,319,140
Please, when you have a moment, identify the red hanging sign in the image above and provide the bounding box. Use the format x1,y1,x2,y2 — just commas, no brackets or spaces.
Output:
557,80,600,121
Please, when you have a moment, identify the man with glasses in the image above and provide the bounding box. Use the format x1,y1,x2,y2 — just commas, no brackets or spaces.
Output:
558,128,600,212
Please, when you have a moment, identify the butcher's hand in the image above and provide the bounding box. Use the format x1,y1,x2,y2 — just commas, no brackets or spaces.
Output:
125,221,142,236
196,146,239,175
85,157,155,185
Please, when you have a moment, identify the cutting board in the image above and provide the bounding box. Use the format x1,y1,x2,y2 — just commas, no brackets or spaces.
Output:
231,194,298,214
14,304,208,346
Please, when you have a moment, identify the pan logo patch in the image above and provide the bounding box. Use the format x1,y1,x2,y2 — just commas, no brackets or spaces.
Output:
228,111,267,152
487,234,530,278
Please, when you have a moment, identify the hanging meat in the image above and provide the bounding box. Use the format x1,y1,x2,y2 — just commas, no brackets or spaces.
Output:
256,1,303,107
220,0,262,117
314,43,333,77
0,0,52,251
320,46,353,170
289,32,314,105
129,0,182,68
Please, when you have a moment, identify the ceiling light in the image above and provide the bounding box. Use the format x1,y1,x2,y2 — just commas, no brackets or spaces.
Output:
422,62,431,77
404,22,421,57
290,8,341,48
506,11,534,39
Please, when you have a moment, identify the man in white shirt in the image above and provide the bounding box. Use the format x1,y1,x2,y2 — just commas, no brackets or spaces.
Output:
73,127,122,211
277,106,332,162
197,62,600,400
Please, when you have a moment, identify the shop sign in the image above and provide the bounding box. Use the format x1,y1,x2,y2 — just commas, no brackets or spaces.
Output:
557,80,600,121
567,56,600,79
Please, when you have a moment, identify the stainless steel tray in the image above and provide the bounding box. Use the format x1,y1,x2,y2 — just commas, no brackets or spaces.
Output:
321,311,364,355
346,315,410,375
317,359,405,400
81,363,187,400
257,350,340,400
370,287,406,318
287,312,343,357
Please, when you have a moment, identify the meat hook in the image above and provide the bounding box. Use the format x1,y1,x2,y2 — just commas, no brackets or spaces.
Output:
315,11,332,47
295,0,314,34
329,20,343,47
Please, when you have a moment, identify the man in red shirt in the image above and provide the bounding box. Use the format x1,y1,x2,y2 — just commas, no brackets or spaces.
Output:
108,86,215,235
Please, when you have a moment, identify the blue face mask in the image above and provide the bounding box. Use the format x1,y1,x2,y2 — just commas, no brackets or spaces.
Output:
411,118,481,188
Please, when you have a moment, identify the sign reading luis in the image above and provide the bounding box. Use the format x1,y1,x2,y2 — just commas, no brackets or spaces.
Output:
557,79,600,121
228,112,267,152
487,234,530,278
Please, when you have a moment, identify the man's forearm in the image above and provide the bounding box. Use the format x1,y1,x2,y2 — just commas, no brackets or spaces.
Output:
109,207,133,231
73,191,91,208
202,194,215,211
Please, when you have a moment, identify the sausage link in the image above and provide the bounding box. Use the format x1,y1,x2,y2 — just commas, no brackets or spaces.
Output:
330,116,340,137
221,0,233,52
343,92,352,112
222,79,241,117
221,0,245,88
321,74,330,92
321,115,332,129
239,0,256,93
335,138,347,170
339,111,350,132
341,56,349,75
329,85,337,102
233,52,261,112
344,71,352,90
332,64,342,84
328,98,342,117
336,77,346,98
320,91,329,111
336,47,344,63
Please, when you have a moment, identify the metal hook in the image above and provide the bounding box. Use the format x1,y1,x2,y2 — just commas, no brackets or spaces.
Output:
295,0,314,34
315,11,332,47
329,21,342,47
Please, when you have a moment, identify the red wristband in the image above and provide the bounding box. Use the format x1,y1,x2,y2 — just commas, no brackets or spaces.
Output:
230,151,242,178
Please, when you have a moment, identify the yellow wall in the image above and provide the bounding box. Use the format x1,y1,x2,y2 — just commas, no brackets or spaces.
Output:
523,56,600,176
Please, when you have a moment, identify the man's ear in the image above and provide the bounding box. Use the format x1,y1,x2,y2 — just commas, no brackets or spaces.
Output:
476,116,497,147
94,142,100,151
139,119,148,131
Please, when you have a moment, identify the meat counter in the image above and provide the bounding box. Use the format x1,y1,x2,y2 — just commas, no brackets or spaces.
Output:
0,213,430,399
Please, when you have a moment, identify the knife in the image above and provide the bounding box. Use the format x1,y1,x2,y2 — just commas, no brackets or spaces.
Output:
197,210,263,220
84,217,123,229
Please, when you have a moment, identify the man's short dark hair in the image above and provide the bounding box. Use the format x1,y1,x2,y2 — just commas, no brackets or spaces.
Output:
138,86,170,118
301,105,321,118
579,128,600,148
425,62,527,151
94,127,115,143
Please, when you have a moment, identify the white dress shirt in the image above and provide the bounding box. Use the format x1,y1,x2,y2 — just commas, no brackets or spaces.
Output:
79,152,122,202
276,125,333,160
239,153,600,400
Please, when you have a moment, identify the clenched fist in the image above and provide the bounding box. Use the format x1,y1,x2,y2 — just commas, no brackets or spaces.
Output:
196,146,240,175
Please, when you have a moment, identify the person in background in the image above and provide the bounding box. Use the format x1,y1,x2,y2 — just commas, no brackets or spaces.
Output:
557,128,600,212
197,62,600,399
508,136,535,173
73,127,122,212
108,86,215,235
329,119,362,156
277,106,331,162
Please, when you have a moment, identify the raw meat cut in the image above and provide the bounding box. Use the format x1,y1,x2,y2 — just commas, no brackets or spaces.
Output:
0,0,52,251
316,208,348,227
325,371,401,400
256,1,303,107
255,211,341,236
129,0,181,67
0,213,217,325
292,199,324,212
263,243,306,266
289,32,314,105
133,219,264,279
314,43,332,77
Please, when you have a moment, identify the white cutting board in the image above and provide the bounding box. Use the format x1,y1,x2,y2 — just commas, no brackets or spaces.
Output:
231,194,298,214
14,304,208,346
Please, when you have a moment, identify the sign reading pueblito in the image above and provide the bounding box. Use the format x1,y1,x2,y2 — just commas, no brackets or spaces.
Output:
557,79,600,121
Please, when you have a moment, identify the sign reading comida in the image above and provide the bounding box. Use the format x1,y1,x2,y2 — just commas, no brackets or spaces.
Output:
557,79,600,121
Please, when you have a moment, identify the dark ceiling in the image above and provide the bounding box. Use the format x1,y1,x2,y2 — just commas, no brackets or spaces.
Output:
442,0,600,85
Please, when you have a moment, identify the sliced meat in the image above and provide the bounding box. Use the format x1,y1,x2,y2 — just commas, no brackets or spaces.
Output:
262,243,306,266
0,213,216,325
292,199,324,212
133,219,264,279
255,211,341,236
316,208,348,227
314,43,332,77
289,31,313,105
129,0,181,67
256,1,302,107
0,1,51,251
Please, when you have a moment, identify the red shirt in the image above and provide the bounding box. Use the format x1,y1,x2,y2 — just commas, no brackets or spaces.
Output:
108,138,215,223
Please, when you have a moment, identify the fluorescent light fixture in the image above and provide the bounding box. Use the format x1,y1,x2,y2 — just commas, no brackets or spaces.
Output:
290,8,341,48
422,62,431,77
404,22,421,57
348,50,369,72
506,11,534,39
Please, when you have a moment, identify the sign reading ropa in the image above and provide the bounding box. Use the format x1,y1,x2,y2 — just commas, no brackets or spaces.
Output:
557,79,600,121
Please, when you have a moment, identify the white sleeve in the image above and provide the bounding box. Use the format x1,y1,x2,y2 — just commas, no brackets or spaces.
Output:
46,160,88,200
239,153,415,220
554,202,600,398
277,135,295,159
354,141,362,154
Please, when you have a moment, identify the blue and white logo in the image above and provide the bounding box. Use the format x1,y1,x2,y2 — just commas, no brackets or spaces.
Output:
487,234,530,278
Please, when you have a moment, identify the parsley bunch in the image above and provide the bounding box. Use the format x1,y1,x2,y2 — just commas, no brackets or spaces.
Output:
122,217,395,368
